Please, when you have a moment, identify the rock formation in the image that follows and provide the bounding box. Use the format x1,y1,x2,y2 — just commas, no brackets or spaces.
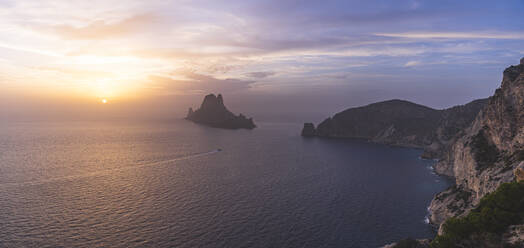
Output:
515,162,524,182
311,99,442,147
429,58,524,229
186,93,256,129
503,224,524,246
422,98,489,160
301,99,487,156
301,123,316,137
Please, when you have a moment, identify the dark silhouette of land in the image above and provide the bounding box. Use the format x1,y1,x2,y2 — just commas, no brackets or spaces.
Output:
186,94,256,129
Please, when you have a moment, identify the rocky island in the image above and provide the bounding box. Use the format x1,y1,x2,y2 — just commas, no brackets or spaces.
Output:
303,58,524,247
186,93,256,129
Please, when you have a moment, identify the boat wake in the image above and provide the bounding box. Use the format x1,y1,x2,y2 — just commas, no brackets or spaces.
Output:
0,149,222,188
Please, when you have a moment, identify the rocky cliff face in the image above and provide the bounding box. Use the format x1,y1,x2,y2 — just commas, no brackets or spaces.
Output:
421,99,488,160
504,224,524,246
429,58,524,229
516,162,524,182
186,94,256,129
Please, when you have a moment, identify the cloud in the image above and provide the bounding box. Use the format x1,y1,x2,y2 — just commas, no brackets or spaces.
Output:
404,60,420,67
375,32,524,40
32,66,114,78
47,14,156,40
246,71,275,78
148,71,255,95
0,42,61,57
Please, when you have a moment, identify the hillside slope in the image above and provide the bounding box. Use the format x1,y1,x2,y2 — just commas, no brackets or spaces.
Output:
302,99,487,156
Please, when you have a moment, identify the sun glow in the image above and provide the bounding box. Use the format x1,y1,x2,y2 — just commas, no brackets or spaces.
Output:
101,99,108,104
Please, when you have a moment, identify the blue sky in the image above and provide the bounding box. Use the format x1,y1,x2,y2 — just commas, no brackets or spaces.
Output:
0,0,523,120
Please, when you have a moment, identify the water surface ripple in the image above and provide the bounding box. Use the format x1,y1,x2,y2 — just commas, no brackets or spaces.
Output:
0,121,450,247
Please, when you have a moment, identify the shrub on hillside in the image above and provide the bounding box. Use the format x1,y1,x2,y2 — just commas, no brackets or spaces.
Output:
431,181,524,248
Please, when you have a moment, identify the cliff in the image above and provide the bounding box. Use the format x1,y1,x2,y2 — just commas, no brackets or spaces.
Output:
422,98,489,159
429,58,524,229
186,94,256,129
302,58,524,248
515,162,524,182
387,182,524,248
302,99,487,156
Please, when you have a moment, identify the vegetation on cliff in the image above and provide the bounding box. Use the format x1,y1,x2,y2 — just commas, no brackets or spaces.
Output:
470,128,501,170
430,181,524,248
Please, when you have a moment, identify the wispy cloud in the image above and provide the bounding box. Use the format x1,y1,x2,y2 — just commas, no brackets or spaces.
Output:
148,71,256,95
45,14,156,40
404,60,420,67
246,71,276,78
0,42,61,57
375,32,524,40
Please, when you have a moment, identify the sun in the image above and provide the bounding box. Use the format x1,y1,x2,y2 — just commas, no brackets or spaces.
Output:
101,99,107,104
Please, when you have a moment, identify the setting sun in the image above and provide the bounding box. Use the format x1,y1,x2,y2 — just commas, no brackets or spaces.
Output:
102,99,107,104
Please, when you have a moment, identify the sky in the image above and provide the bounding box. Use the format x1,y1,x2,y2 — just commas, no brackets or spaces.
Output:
1,0,523,122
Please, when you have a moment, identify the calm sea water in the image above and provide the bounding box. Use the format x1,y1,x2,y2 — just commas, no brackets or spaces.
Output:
0,120,450,248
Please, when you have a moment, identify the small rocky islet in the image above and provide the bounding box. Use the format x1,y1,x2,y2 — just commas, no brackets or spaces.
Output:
186,93,256,129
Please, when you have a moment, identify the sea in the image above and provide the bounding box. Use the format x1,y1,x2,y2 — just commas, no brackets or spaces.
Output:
0,120,451,247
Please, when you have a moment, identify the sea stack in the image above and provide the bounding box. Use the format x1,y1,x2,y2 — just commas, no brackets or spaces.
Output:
186,93,256,129
301,123,316,137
